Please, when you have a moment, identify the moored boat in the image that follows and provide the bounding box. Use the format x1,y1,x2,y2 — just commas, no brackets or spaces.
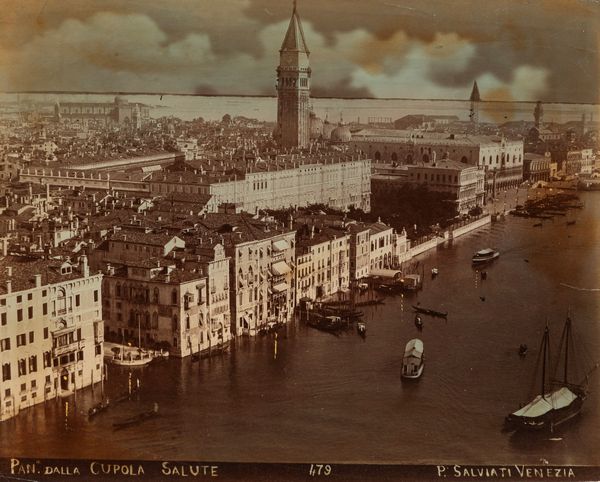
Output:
108,349,153,367
307,315,344,333
402,339,424,379
505,316,595,432
472,248,500,264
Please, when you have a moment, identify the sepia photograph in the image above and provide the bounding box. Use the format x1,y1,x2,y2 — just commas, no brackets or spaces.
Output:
0,0,599,480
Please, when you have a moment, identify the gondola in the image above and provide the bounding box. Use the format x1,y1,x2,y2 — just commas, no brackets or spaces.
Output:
412,305,448,318
113,403,159,430
88,399,110,419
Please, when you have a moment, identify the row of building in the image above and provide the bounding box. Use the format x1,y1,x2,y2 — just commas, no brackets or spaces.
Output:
18,152,372,214
0,179,410,421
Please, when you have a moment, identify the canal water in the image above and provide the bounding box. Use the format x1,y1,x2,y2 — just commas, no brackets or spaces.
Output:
1,193,599,466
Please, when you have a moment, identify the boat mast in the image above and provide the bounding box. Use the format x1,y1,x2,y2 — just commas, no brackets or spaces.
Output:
564,315,571,385
541,324,549,398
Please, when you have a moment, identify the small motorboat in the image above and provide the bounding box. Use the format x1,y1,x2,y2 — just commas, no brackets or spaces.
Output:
357,322,366,336
472,248,500,265
357,282,369,291
519,344,528,357
414,315,423,331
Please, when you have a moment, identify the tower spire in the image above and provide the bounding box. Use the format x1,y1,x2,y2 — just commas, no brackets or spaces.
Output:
469,80,480,130
281,1,309,53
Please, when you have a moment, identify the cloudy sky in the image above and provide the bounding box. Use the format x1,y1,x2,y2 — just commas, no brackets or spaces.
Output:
0,0,598,103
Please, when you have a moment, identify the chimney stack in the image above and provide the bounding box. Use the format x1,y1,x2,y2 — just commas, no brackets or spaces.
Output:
34,274,42,287
80,255,89,277
5,280,11,294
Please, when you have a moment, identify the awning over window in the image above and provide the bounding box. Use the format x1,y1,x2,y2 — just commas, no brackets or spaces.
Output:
271,261,291,275
273,239,289,252
272,282,289,293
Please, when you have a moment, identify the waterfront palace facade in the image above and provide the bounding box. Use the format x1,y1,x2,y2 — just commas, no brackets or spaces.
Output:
19,153,372,214
350,130,524,192
0,250,104,422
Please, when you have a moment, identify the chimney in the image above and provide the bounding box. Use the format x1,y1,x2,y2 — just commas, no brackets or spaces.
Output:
5,280,11,294
80,255,89,277
7,266,12,277
34,274,42,287
1,238,7,256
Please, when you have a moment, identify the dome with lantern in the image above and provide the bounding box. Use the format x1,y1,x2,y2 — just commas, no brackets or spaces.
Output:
330,122,352,143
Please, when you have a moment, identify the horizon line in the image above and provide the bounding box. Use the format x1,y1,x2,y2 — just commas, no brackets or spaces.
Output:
1,90,598,106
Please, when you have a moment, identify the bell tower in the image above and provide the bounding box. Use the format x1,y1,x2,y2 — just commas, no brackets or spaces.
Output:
276,1,311,149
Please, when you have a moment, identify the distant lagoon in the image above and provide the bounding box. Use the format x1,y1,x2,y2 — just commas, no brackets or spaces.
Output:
1,92,599,125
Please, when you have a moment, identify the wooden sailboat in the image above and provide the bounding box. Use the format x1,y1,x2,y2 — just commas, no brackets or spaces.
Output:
505,315,595,432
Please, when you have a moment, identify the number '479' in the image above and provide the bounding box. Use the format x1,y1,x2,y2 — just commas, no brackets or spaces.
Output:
308,464,332,476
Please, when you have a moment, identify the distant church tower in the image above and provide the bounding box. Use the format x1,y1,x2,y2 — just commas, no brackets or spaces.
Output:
534,101,544,129
276,1,311,150
469,80,481,127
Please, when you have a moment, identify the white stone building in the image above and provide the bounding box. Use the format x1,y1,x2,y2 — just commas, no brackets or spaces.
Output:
0,253,103,422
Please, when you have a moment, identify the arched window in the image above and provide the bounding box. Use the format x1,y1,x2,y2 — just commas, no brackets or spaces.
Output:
172,315,178,331
152,312,158,329
171,289,177,305
185,314,190,330
391,152,398,162
145,312,151,330
422,154,430,162
153,287,159,304
374,151,381,161
56,287,67,314
406,154,413,163
460,156,468,163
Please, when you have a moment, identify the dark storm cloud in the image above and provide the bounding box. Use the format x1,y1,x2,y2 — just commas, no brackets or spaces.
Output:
0,0,598,102
311,78,374,98
243,0,600,103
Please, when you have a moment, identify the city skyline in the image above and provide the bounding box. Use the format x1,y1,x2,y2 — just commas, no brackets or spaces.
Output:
0,0,598,103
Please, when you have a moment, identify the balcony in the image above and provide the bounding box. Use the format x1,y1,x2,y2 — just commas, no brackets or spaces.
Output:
53,340,84,358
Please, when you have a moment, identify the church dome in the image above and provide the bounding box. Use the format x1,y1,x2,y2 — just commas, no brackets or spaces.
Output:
322,121,336,140
114,96,128,105
330,124,352,143
310,114,324,139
